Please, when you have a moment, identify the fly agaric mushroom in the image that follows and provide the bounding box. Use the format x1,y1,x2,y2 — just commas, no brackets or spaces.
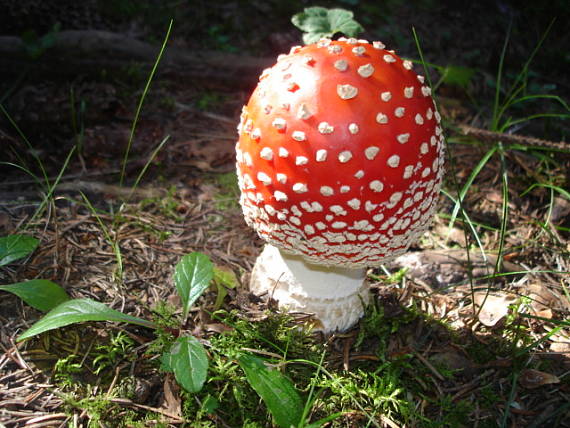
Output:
236,37,445,332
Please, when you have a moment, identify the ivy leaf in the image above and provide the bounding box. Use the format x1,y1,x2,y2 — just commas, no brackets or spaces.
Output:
292,7,364,44
0,234,39,266
238,354,303,428
17,298,155,341
162,336,208,393
441,65,476,88
173,252,214,319
0,279,69,312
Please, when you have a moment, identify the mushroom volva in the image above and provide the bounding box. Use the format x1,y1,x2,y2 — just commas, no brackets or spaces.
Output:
236,37,445,332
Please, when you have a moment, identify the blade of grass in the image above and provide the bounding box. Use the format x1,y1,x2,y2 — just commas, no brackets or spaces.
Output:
440,190,491,254
289,358,381,428
500,371,519,428
79,192,123,281
413,26,494,318
501,112,570,131
69,86,87,171
447,146,498,231
493,147,509,275
0,161,44,190
438,211,498,232
0,103,49,188
0,103,76,227
28,146,76,225
515,323,563,357
491,19,512,131
298,350,327,427
411,27,433,89
127,134,170,201
120,20,173,187
501,93,569,112
496,19,555,127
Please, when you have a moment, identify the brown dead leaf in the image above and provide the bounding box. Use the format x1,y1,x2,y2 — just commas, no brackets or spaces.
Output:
434,224,467,247
485,189,504,204
392,249,521,289
430,348,476,377
473,292,516,327
550,340,570,354
550,330,570,354
183,139,235,171
519,369,560,389
161,375,182,418
551,197,570,223
527,283,559,319
197,184,218,203
0,212,14,233
205,323,235,334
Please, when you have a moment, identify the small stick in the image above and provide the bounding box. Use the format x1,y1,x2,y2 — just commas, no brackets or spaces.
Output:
458,124,568,151
413,351,445,381
109,398,185,423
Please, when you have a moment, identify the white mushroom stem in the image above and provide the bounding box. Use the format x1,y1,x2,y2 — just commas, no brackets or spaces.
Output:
250,245,370,332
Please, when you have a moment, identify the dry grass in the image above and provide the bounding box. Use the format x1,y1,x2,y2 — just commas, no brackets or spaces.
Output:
1,69,569,427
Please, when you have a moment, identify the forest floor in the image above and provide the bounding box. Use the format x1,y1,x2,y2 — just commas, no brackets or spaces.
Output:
1,2,569,427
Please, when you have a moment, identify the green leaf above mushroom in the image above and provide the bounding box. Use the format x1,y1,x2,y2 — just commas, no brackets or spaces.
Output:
292,7,364,44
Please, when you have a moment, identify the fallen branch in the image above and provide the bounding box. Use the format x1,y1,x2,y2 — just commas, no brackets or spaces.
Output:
56,180,165,199
458,124,568,151
0,30,274,88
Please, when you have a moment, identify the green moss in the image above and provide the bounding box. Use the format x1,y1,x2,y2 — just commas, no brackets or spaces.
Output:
212,172,240,211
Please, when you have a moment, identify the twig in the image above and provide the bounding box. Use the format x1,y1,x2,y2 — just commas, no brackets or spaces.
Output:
413,351,445,381
109,398,185,423
458,124,568,151
174,102,235,125
23,412,67,425
56,181,165,199
240,347,283,360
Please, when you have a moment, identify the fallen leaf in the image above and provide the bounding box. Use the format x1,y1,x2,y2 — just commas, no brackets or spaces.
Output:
430,348,476,377
161,375,182,417
473,292,516,327
519,369,560,389
183,139,235,171
485,189,503,204
434,224,467,247
527,283,559,319
392,250,520,289
197,184,218,202
551,197,570,223
549,330,570,355
205,323,234,334
550,340,570,355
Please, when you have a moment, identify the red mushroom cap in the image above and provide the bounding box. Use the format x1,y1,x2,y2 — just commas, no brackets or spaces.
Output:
236,38,445,268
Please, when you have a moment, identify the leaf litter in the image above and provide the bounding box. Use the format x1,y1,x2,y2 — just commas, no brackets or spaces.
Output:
0,26,569,428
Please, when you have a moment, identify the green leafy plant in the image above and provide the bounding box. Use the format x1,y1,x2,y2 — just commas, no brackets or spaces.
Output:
0,234,39,266
212,266,239,310
0,236,306,426
292,7,364,44
92,331,135,375
174,252,214,320
161,335,209,393
238,353,304,427
0,234,70,312
0,280,70,312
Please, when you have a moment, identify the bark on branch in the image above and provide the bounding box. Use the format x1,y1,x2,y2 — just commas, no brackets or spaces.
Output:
0,30,273,88
459,124,568,151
